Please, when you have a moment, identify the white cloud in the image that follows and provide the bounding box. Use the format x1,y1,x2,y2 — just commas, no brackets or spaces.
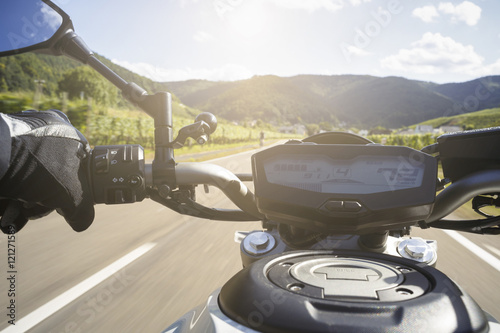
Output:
380,32,483,75
111,59,253,82
349,0,372,6
267,0,371,12
269,0,344,13
193,31,214,43
179,0,199,8
340,44,372,61
438,1,481,26
412,5,439,23
412,1,481,26
474,59,500,77
347,45,371,57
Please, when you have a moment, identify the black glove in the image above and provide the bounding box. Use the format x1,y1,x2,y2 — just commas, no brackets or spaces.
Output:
0,110,95,233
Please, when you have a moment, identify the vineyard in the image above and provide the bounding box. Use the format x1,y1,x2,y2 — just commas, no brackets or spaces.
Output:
0,92,298,152
87,111,295,150
367,133,439,150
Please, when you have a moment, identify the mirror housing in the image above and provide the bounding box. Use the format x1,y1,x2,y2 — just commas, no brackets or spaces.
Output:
0,0,73,57
0,0,177,187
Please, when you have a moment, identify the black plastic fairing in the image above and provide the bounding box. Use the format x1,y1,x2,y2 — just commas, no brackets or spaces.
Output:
437,126,500,182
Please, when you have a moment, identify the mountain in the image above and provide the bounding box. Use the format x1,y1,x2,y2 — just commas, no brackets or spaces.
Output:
429,76,500,114
2,52,499,129
165,75,500,128
0,53,176,102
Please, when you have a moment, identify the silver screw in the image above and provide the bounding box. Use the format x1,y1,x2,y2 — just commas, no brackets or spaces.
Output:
243,231,276,255
403,239,428,259
249,232,270,250
289,283,304,291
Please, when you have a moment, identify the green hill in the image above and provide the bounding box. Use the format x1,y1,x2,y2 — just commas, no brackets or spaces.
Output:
166,74,500,129
2,52,500,130
0,53,201,118
429,76,500,112
0,53,80,94
418,107,500,130
0,53,177,102
321,76,454,127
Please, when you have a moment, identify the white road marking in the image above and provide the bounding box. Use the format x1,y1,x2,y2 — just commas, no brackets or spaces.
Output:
442,230,500,273
484,243,500,259
0,242,156,333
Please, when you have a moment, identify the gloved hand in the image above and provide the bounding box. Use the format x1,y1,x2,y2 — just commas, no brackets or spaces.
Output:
0,110,95,234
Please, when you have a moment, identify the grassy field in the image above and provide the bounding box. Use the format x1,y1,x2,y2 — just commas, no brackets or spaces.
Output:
418,107,500,130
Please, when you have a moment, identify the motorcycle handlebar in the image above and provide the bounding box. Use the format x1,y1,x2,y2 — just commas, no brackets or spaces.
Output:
90,145,263,220
427,169,500,223
171,162,500,230
90,144,500,230
174,163,264,220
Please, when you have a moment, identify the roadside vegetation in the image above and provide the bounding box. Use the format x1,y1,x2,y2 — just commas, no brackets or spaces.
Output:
417,107,500,130
368,133,438,150
0,91,297,158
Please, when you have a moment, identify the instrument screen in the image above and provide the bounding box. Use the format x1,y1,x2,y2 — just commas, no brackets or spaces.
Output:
252,144,437,233
263,154,425,194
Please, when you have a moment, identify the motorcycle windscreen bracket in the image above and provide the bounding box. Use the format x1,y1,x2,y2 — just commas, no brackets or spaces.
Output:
252,143,438,234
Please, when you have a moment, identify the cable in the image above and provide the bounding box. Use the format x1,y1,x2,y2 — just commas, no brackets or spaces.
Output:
427,215,500,234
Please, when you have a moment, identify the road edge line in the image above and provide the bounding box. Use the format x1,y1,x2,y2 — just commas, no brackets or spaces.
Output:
442,230,500,273
1,242,156,333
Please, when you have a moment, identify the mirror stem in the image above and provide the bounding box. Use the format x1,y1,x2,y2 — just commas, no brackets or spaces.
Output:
56,31,149,105
56,30,176,186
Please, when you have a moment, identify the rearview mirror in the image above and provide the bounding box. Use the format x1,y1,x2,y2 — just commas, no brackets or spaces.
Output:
0,0,71,56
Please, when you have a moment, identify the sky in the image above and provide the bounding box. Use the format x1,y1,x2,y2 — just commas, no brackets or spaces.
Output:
54,0,500,84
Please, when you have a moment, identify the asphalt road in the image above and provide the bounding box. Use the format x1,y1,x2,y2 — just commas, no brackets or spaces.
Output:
0,147,499,332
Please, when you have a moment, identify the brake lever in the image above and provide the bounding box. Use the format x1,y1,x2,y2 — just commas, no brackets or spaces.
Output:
472,194,500,218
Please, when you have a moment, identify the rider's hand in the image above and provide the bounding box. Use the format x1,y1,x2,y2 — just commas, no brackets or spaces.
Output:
0,110,95,234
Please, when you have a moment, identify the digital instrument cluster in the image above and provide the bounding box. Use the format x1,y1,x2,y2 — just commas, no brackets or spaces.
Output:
252,143,437,233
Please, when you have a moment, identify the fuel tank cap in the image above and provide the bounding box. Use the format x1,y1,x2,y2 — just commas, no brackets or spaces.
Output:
266,254,427,302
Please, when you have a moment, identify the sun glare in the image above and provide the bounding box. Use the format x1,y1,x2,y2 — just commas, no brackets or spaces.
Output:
226,2,271,39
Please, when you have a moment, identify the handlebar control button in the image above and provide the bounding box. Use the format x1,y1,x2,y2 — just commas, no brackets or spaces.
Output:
323,200,363,214
128,175,142,188
91,145,147,204
325,200,344,212
94,150,110,174
344,201,363,212
114,190,126,203
124,145,133,162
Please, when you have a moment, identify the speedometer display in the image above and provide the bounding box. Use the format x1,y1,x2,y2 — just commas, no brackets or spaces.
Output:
252,143,437,234
264,154,424,194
